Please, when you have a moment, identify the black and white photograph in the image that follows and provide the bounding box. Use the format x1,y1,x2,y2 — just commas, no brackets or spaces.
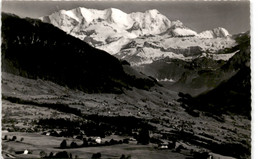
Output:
1,0,252,158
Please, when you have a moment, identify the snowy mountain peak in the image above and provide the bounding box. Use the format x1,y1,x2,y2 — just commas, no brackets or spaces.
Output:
171,20,184,28
213,27,230,36
59,9,80,21
145,9,160,16
105,8,130,26
41,7,231,38
198,27,230,38
105,8,128,19
40,7,233,56
162,20,197,37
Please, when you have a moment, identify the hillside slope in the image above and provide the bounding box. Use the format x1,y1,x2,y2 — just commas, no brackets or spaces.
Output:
179,32,251,118
1,13,156,93
194,66,251,117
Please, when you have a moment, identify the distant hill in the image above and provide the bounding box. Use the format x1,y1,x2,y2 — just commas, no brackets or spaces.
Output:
1,13,156,93
179,32,251,118
194,66,251,118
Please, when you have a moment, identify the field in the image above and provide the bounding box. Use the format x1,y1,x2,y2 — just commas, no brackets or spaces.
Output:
2,132,191,159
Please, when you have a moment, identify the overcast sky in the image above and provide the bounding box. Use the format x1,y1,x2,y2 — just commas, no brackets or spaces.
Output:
1,0,250,34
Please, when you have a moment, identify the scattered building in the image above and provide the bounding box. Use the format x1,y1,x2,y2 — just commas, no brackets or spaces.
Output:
158,143,168,149
95,137,102,144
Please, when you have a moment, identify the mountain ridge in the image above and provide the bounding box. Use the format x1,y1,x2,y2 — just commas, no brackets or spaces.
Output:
40,7,235,65
41,7,231,39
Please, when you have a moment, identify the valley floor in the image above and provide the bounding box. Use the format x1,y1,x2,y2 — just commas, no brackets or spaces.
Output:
2,132,189,159
1,72,251,159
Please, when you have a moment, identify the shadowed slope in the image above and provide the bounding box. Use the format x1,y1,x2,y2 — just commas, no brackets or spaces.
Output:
1,13,156,93
178,32,251,118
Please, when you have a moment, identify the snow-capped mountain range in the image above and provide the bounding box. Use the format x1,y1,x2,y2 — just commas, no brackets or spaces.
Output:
41,7,237,65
